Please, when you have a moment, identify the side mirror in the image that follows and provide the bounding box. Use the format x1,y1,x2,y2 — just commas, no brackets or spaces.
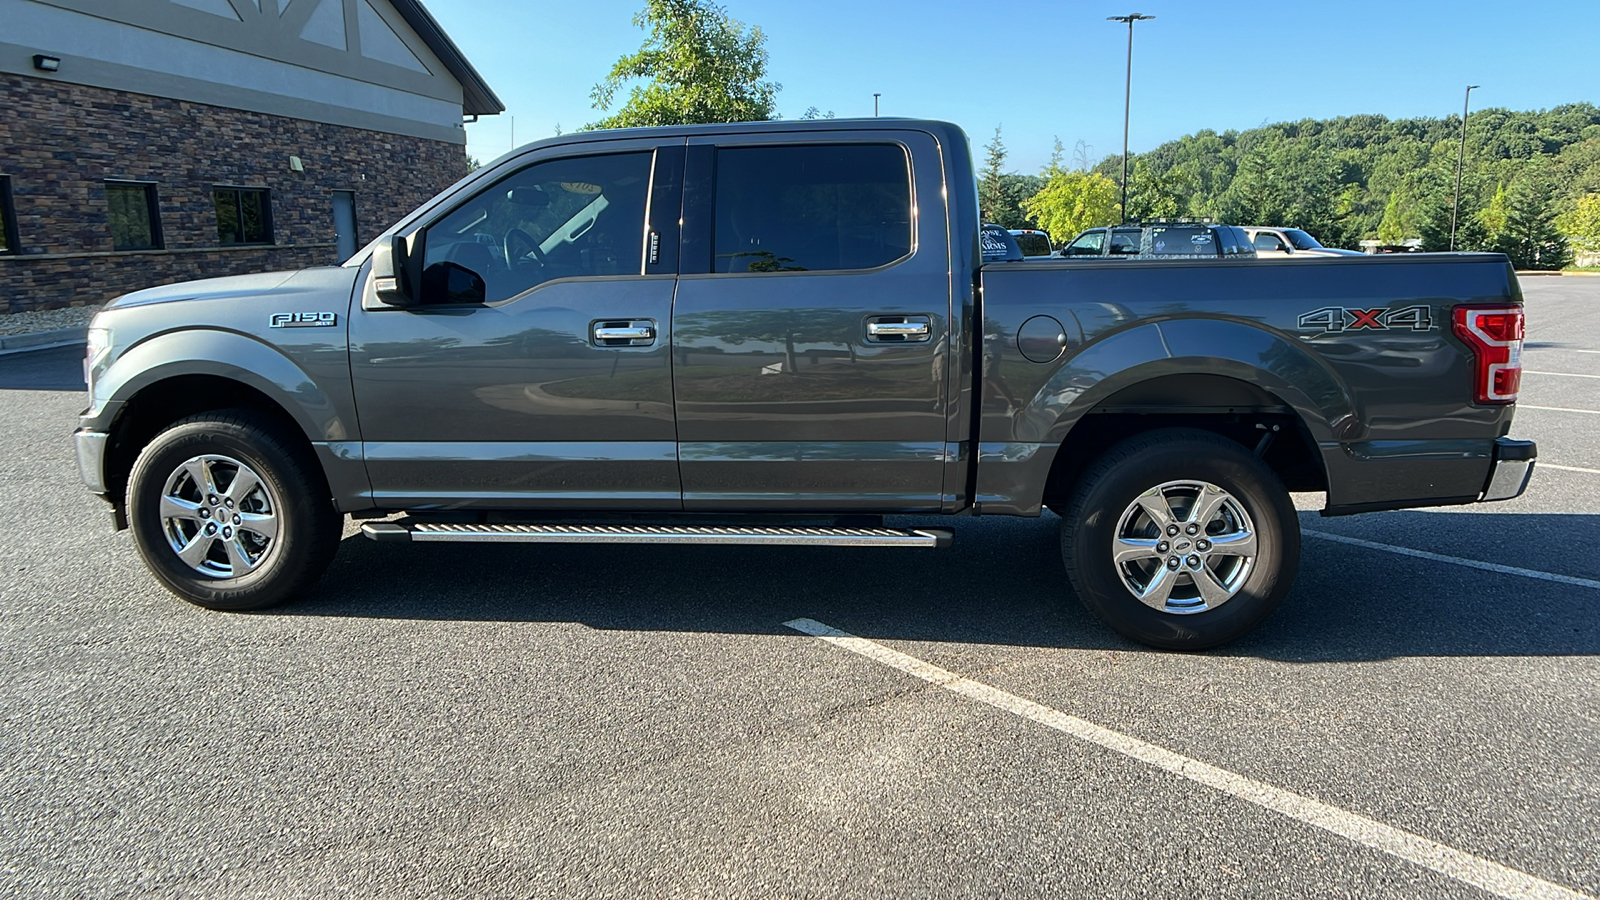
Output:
372,234,414,306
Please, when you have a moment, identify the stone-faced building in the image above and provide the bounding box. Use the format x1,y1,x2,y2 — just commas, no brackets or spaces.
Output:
1,0,502,313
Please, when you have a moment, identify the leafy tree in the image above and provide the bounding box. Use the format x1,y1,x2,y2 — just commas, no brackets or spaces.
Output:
1478,182,1510,235
1126,158,1181,221
589,0,778,129
1556,193,1600,259
1021,170,1119,241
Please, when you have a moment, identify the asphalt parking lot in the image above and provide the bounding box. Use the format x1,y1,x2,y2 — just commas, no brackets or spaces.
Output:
1,278,1596,899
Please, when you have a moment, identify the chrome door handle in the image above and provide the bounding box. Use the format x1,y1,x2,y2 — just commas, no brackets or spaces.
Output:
866,316,932,342
592,320,656,346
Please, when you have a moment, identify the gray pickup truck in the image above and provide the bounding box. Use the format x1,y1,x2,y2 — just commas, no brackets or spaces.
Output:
75,118,1536,649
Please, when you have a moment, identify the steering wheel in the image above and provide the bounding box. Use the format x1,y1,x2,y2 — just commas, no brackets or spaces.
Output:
503,228,548,268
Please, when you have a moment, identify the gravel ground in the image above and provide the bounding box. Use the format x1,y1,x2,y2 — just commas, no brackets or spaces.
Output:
0,303,103,336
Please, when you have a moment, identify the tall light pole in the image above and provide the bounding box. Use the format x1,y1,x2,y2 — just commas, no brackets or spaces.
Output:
1450,84,1480,251
1108,13,1154,223
873,93,881,117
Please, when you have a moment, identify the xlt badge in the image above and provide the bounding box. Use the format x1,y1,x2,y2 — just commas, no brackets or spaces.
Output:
270,312,338,328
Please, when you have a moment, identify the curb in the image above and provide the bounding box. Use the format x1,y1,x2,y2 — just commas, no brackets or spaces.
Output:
0,327,87,357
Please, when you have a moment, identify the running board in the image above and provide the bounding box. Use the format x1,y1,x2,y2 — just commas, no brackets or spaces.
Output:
361,521,953,549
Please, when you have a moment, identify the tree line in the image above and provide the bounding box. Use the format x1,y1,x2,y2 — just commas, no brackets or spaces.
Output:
982,104,1600,269
579,0,1598,269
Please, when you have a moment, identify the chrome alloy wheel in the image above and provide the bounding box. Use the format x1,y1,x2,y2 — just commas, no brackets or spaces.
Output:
158,454,281,579
1112,480,1257,615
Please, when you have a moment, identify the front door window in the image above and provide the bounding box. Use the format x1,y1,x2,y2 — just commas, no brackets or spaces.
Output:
420,152,653,304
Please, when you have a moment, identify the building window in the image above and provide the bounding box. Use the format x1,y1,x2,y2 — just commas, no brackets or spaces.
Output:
0,176,17,254
213,187,273,245
105,180,162,251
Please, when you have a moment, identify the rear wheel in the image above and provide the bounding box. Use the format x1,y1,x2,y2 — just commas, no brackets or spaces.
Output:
1060,429,1299,650
126,411,341,611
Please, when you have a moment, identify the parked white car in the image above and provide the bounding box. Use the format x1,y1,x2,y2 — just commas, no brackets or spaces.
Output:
1243,226,1362,258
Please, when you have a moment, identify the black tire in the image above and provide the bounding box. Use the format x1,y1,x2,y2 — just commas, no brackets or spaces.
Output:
1060,428,1300,650
125,410,342,611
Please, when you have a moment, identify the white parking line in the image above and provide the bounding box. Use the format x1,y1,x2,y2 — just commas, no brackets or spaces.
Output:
1526,370,1600,379
1520,405,1600,416
1544,463,1600,475
784,618,1592,900
1304,531,1600,590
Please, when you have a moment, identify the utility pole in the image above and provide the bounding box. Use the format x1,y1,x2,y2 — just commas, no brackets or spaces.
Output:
1108,14,1154,222
1451,85,1479,251
874,93,881,117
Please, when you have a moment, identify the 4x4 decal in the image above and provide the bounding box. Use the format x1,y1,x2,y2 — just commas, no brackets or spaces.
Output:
1297,305,1433,333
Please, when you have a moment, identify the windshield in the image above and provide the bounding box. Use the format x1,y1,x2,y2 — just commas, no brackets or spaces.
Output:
1283,229,1324,250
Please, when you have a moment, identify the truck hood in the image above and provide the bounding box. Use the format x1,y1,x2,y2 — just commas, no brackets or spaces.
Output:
104,268,348,310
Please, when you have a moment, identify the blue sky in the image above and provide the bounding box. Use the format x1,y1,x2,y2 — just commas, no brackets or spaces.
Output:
427,0,1600,174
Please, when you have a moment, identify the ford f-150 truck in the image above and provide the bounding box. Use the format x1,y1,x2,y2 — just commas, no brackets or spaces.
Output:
75,118,1537,649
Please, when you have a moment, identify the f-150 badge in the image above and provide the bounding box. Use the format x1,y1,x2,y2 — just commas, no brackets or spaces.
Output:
269,312,338,328
1297,306,1432,333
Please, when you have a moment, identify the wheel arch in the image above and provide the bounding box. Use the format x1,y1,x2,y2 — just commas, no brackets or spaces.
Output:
92,330,354,516
978,320,1350,516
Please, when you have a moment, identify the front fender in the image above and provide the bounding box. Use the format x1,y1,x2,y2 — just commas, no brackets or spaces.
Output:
88,328,352,442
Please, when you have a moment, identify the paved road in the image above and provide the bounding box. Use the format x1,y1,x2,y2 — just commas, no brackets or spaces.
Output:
2,280,1596,898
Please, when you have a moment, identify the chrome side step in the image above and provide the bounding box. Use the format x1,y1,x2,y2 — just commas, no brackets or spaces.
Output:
362,521,953,549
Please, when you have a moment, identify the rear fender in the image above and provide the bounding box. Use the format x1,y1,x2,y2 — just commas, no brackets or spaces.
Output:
978,319,1356,515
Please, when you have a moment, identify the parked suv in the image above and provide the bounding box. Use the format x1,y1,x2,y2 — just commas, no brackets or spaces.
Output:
1063,222,1256,259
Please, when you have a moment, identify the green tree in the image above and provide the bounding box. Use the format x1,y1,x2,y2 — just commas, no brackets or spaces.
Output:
1478,181,1510,235
1377,192,1416,243
1021,170,1119,241
1556,193,1600,260
979,126,1008,224
589,0,778,129
1495,175,1571,270
1126,158,1181,221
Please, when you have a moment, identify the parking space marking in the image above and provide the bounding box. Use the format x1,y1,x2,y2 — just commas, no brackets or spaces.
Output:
1304,531,1600,590
1520,405,1600,416
784,618,1592,900
1544,463,1600,475
1526,370,1600,379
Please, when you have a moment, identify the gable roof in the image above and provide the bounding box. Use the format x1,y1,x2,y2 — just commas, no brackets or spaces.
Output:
387,0,504,116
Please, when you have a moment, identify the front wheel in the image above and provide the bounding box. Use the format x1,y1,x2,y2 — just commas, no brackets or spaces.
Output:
125,411,342,611
1060,429,1300,650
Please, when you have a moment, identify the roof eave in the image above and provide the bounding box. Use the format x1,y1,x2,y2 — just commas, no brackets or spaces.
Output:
387,0,505,116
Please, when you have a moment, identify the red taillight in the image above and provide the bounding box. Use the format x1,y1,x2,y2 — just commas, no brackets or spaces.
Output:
1452,305,1524,405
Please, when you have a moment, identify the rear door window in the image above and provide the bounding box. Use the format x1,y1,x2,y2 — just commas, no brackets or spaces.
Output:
1254,232,1288,252
712,144,912,273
